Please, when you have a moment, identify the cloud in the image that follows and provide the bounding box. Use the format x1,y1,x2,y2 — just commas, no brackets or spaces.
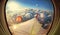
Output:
25,13,31,19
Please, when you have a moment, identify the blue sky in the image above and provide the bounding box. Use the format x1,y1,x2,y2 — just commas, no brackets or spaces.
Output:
8,0,54,11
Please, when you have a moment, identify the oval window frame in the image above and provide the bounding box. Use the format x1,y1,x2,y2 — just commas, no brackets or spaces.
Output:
0,0,60,35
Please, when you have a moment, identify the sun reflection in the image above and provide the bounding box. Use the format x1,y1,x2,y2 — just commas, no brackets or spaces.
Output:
12,25,17,30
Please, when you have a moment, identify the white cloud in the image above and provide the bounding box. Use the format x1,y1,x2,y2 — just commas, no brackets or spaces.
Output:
25,13,31,19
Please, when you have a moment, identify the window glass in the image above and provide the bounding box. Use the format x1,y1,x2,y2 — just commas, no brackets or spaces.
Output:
6,0,54,35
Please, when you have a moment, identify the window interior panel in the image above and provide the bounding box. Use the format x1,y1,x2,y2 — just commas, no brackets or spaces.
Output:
6,0,54,35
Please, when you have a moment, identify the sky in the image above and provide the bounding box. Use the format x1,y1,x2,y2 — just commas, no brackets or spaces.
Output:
7,0,54,11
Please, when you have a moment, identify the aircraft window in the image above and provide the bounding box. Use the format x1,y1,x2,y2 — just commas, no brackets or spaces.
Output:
6,0,54,35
